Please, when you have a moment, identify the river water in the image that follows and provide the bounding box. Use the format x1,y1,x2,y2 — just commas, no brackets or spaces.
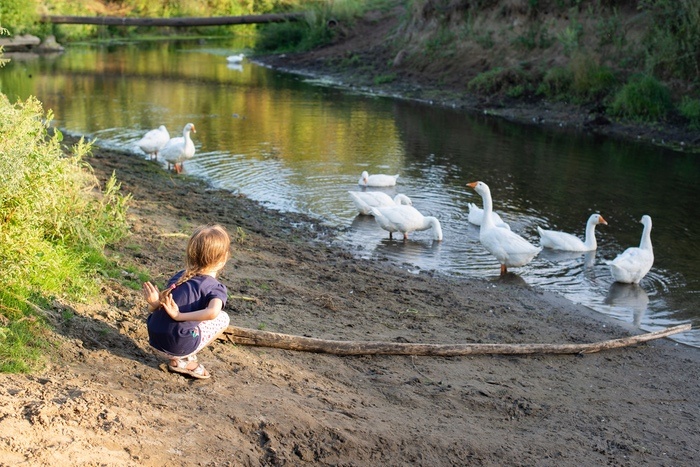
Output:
2,38,699,347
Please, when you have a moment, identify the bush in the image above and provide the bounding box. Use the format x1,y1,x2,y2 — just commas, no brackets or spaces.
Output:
569,54,617,102
609,74,673,121
468,67,531,96
0,94,131,372
0,0,38,35
256,0,371,53
678,96,700,129
255,21,308,52
537,66,573,99
640,0,700,83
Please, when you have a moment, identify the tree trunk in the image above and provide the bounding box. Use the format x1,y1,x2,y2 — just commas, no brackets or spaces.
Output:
40,14,303,27
223,324,691,356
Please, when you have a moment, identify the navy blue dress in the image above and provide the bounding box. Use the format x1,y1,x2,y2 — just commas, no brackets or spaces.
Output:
147,271,228,356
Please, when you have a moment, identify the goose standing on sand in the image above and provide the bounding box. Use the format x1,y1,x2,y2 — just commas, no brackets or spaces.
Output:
608,215,654,284
136,125,169,160
161,123,196,174
370,205,443,241
358,171,399,187
348,191,412,216
538,213,608,251
467,203,510,230
467,181,541,275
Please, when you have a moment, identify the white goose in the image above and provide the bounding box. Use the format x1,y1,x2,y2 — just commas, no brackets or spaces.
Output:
467,181,541,275
348,191,412,216
467,203,510,230
226,54,245,63
358,171,399,187
608,215,654,284
161,123,196,174
370,205,443,241
136,125,169,160
537,213,608,251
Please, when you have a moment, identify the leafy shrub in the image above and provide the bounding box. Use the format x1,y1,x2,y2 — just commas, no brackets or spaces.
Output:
256,0,369,53
639,0,700,83
609,74,673,121
255,21,308,52
537,66,573,99
0,94,130,372
569,53,617,102
468,67,531,96
678,96,700,129
557,21,582,56
0,0,38,35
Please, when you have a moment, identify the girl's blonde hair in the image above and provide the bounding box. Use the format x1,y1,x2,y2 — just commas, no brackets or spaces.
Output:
160,224,231,301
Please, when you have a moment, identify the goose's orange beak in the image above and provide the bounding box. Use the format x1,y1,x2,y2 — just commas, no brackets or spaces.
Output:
467,182,478,189
599,216,608,225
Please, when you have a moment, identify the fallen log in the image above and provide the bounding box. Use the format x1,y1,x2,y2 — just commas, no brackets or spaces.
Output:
40,13,303,27
223,323,691,356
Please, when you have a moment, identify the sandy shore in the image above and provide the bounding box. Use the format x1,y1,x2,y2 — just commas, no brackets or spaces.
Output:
0,135,698,465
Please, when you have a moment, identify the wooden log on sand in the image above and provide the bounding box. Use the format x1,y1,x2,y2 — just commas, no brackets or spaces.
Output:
223,323,691,356
40,13,303,27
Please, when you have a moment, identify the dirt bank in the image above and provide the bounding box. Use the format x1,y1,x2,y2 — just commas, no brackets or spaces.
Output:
0,134,698,465
255,3,700,154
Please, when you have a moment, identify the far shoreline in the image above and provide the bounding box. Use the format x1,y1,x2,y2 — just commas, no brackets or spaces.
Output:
253,54,700,157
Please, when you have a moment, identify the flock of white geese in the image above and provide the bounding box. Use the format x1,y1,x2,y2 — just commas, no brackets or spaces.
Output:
351,173,654,284
135,123,654,284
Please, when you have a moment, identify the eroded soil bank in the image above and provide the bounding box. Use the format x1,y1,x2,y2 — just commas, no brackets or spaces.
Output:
255,3,700,154
0,135,698,465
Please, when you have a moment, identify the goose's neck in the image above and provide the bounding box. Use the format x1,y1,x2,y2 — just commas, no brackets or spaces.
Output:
425,217,443,241
480,189,496,229
583,221,598,249
639,222,653,251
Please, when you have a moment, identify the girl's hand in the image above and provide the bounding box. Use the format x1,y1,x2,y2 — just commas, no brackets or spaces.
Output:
142,282,161,310
161,294,181,320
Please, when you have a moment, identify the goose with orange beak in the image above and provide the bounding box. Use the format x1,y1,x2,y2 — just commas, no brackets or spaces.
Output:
467,181,541,275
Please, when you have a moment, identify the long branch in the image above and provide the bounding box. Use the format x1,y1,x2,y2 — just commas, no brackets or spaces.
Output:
223,324,691,356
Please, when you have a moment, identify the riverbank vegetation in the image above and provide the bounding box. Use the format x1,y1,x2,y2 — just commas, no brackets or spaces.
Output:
257,0,700,132
0,91,131,373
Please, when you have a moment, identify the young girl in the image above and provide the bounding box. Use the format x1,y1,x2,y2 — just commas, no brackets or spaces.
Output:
142,224,231,379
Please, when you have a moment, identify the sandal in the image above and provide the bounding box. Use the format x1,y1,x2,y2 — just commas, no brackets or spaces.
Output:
168,357,211,380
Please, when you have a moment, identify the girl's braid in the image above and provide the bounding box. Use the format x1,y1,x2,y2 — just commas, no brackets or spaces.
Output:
158,268,201,302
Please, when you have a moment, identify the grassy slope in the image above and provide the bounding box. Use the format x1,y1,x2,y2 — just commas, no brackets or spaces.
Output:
258,0,699,151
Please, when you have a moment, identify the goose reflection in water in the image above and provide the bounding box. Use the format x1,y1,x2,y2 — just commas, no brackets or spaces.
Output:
350,214,381,234
539,249,598,270
605,282,649,326
536,250,600,286
374,236,442,267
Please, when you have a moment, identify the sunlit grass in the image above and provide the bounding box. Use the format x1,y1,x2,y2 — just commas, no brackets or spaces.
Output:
0,93,131,373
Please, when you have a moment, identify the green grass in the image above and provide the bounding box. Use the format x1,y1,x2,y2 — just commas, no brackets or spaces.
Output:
609,74,673,122
537,66,573,99
678,96,700,129
468,67,532,96
569,53,617,102
255,0,382,53
0,93,131,373
374,73,397,85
